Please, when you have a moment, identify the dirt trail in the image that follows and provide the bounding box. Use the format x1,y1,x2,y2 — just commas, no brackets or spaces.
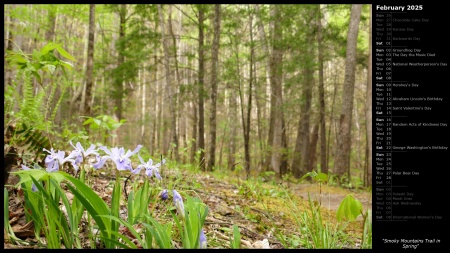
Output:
289,183,372,213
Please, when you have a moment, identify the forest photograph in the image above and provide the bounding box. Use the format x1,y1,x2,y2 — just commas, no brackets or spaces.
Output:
4,4,372,249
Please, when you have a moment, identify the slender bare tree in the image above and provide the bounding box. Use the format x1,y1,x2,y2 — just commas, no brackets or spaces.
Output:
334,4,363,181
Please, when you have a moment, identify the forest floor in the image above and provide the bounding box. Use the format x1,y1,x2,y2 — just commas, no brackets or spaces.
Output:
4,163,372,249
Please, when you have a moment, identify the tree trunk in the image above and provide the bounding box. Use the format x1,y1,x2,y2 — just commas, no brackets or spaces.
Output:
197,4,206,171
228,83,237,171
365,4,372,187
255,5,274,173
292,8,315,178
168,4,182,162
84,4,95,118
45,5,57,43
244,12,254,179
317,5,328,174
308,122,320,172
158,4,180,162
334,4,362,181
207,4,221,171
269,5,285,176
114,4,126,121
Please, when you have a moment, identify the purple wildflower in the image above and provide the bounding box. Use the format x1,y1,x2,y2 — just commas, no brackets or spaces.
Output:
159,189,169,200
93,145,142,171
173,190,185,219
69,141,99,171
199,229,207,249
43,148,76,172
135,155,165,179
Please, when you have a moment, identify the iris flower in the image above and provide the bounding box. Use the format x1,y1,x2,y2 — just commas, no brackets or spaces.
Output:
199,229,207,249
159,189,169,200
93,145,142,171
43,148,76,172
134,155,165,179
173,190,185,219
69,141,99,171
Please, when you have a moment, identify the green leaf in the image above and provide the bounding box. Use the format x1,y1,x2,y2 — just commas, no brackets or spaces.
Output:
32,50,42,61
127,191,134,224
139,178,150,222
232,224,241,249
55,44,76,61
62,173,112,245
100,230,137,249
83,118,94,125
31,176,73,248
31,71,42,84
26,62,36,72
41,43,58,55
99,215,144,248
110,178,121,242
43,64,56,74
93,118,102,127
314,172,328,183
143,215,173,249
336,194,363,222
12,169,48,187
60,60,74,69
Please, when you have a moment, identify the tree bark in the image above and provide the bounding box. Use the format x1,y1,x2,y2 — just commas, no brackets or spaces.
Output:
268,5,285,176
244,12,254,179
334,4,363,181
317,5,328,174
45,5,58,43
168,4,182,162
207,4,221,171
114,4,126,121
197,4,206,171
228,83,237,171
158,4,180,162
292,8,315,178
308,122,320,172
84,4,95,118
255,5,274,172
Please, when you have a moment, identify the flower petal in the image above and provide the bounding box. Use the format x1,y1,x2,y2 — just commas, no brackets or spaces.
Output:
114,158,130,171
199,230,207,249
21,164,31,170
173,190,185,219
125,144,143,158
145,167,153,177
138,154,145,165
84,144,98,156
99,146,113,156
93,155,109,169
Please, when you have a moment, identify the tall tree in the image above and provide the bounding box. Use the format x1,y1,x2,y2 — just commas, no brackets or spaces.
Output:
84,4,95,117
45,5,57,42
158,4,180,161
316,5,328,174
207,4,221,171
244,9,254,178
292,7,315,179
113,4,127,121
168,4,182,162
269,5,286,176
255,5,273,172
197,4,206,171
334,4,363,181
365,4,372,186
